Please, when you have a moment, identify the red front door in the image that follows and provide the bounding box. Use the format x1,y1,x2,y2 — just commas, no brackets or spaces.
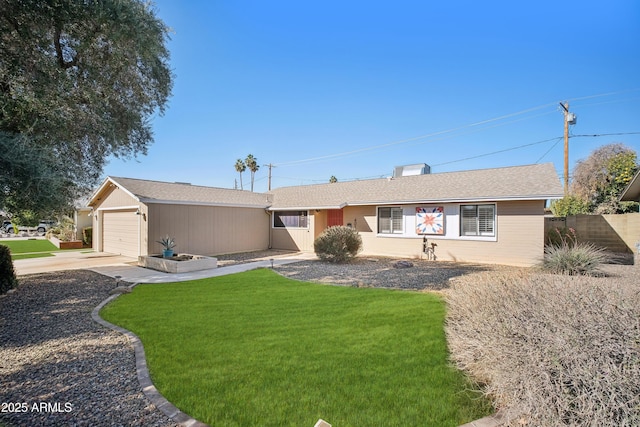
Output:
327,209,343,227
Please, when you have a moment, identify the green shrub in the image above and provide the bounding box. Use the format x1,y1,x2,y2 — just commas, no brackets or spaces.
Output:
542,241,608,275
82,227,93,246
0,244,18,294
446,271,640,426
314,225,362,263
549,195,590,216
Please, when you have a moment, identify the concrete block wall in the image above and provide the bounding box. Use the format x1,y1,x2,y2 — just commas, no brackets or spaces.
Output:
545,213,640,255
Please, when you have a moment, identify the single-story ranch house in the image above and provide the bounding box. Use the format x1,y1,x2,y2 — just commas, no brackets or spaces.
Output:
88,163,563,266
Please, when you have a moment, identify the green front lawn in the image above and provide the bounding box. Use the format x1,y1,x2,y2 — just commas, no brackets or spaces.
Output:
0,239,85,260
11,252,56,260
101,269,491,427
0,239,58,254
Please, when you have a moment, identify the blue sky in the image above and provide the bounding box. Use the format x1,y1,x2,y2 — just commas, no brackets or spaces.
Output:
104,0,640,193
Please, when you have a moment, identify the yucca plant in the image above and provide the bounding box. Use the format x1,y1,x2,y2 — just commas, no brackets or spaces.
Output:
156,235,176,251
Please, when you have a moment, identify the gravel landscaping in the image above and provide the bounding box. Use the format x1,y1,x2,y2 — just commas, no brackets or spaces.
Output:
274,256,527,290
1,251,637,426
0,271,177,427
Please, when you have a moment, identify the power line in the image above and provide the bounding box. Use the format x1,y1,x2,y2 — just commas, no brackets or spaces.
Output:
569,132,640,138
274,102,560,167
273,89,640,168
535,138,564,163
431,137,563,168
272,130,640,185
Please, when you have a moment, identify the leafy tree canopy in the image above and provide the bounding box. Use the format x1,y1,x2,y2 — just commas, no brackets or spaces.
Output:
0,0,173,215
550,195,590,217
570,143,639,214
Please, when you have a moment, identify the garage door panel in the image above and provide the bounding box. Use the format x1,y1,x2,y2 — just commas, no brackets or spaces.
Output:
102,210,138,257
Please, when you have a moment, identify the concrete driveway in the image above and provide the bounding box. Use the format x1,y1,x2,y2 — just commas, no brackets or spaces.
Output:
13,251,137,276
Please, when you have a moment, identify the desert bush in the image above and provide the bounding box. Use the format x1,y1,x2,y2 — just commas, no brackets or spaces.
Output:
445,271,640,426
0,244,18,294
542,241,608,275
46,216,75,242
313,225,362,263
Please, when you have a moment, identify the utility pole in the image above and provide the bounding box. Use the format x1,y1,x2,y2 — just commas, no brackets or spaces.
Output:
560,102,577,195
265,163,276,191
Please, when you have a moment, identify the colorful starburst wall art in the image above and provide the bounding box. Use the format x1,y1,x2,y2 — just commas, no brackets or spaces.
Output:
416,207,445,235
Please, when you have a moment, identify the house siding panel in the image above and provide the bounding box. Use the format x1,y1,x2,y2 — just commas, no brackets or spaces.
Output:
146,204,269,256
96,187,138,208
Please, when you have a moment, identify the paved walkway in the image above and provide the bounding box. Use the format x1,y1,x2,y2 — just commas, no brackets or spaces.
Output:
13,251,138,276
90,252,317,283
13,250,316,281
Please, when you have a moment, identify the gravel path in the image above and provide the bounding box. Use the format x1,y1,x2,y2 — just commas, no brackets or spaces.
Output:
0,271,177,427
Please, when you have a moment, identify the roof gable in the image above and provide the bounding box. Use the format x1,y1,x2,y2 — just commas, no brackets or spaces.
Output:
89,177,270,208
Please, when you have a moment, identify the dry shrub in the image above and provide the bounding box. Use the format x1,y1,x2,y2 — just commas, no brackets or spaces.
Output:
445,271,640,426
313,225,362,263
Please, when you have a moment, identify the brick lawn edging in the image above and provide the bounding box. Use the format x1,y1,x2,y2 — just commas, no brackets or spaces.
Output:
92,285,210,427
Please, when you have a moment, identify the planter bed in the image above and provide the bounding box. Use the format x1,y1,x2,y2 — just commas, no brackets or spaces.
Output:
138,254,217,274
48,235,83,249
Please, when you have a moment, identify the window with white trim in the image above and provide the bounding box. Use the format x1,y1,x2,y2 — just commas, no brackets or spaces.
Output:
273,211,308,228
378,207,403,234
460,204,495,236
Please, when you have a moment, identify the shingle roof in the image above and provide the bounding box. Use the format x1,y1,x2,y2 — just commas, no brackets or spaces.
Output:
91,163,562,210
267,163,563,209
106,177,271,208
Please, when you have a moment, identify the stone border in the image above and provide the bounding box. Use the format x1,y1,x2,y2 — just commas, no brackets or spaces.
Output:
92,284,210,427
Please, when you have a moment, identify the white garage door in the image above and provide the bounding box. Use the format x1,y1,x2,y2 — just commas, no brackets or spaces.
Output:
102,210,139,257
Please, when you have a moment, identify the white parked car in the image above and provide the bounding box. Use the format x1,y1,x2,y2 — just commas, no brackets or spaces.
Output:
3,220,56,234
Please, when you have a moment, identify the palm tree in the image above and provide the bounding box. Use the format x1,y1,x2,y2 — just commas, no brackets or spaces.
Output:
245,154,260,192
234,159,246,190
329,176,338,183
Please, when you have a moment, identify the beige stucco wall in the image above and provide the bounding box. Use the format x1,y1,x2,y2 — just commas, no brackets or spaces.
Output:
75,208,93,242
93,185,270,257
146,203,270,256
360,201,544,266
271,201,546,266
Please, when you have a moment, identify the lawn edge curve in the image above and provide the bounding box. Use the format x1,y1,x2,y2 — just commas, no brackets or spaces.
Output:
92,283,210,427
92,280,505,427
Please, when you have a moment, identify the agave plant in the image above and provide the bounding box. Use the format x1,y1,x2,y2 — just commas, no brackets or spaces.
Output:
156,235,176,251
